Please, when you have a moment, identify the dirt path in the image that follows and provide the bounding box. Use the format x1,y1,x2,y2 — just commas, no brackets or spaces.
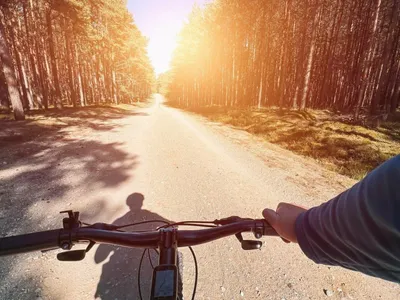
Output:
0,95,398,299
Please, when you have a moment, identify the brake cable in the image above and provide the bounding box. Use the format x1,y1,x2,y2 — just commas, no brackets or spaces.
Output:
138,248,147,300
138,244,199,300
115,219,170,229
83,217,257,299
135,220,212,300
157,220,218,230
189,246,198,300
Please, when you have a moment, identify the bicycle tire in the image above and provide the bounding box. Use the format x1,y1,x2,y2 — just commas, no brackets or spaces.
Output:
177,251,183,300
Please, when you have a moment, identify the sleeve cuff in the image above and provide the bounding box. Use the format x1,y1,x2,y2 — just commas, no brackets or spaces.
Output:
295,210,319,263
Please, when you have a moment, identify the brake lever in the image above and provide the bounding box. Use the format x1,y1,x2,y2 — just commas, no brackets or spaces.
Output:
57,241,96,261
57,210,102,261
214,217,267,250
235,232,263,250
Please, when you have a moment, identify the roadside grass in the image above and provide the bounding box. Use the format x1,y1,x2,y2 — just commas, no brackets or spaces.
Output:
183,106,400,179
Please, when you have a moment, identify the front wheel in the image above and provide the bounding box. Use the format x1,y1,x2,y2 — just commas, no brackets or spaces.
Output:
177,251,183,300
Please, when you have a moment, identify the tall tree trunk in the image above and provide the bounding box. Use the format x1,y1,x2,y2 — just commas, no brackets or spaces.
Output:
0,61,10,109
75,46,85,106
64,18,76,107
23,1,38,87
0,18,24,120
354,0,379,119
301,43,315,110
112,69,118,104
8,24,29,110
36,40,49,109
46,9,62,109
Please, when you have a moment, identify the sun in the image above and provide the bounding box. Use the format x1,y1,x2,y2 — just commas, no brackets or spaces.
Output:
147,21,182,75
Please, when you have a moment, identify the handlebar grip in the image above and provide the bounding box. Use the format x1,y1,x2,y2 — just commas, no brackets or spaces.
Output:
260,220,279,236
0,229,61,256
263,225,278,236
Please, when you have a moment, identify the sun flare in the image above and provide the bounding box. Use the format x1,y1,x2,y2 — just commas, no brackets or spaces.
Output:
147,23,180,76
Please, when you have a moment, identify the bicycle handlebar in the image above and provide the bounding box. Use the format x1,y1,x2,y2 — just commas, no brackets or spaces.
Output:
0,219,278,256
0,229,61,256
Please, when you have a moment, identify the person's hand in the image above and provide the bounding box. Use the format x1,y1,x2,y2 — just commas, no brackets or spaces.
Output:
262,203,307,243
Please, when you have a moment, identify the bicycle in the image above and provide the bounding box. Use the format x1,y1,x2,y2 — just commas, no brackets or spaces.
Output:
0,210,278,299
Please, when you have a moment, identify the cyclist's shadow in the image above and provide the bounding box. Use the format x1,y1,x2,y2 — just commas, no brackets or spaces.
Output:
94,193,169,300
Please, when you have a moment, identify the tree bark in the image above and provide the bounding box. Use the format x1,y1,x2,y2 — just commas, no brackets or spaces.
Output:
46,9,62,109
0,18,24,120
8,23,29,110
64,18,76,107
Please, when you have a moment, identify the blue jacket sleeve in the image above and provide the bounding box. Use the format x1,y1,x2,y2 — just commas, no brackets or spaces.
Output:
295,155,400,282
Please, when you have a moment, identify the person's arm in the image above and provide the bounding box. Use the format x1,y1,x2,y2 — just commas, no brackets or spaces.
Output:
263,155,400,282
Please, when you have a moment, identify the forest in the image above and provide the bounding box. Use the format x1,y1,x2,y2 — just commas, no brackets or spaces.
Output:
0,0,154,120
166,0,400,119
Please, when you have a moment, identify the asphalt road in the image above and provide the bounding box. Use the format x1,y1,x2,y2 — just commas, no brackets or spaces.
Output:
0,95,399,299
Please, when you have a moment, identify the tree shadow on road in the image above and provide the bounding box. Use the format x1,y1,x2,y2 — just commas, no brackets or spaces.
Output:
94,193,170,300
0,136,139,235
0,106,148,145
0,107,143,299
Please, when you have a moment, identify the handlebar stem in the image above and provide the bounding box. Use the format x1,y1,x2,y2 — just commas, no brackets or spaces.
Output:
159,227,178,265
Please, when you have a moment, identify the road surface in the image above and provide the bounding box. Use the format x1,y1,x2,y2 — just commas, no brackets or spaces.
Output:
0,95,399,299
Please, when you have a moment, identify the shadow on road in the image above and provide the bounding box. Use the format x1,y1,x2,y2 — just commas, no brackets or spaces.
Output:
0,107,142,299
94,193,170,299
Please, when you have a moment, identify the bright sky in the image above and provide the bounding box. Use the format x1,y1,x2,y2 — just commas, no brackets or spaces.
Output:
127,0,209,75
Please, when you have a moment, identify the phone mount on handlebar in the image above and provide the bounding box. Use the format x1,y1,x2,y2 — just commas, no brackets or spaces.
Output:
57,210,95,261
